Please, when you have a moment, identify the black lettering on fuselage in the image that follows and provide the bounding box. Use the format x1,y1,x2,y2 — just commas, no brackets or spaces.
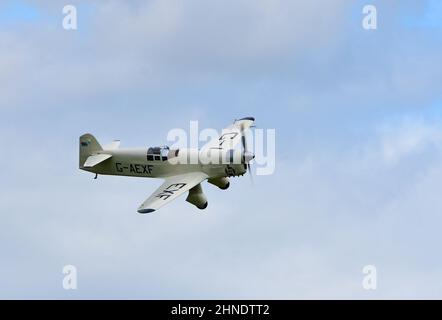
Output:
116,163,153,175
142,165,153,174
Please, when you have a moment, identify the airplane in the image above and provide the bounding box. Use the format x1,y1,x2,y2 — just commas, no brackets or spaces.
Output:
79,117,255,213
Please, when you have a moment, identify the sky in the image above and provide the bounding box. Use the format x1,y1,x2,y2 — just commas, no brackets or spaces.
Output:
1,0,442,299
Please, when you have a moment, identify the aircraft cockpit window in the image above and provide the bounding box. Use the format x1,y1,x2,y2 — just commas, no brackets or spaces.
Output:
147,146,169,161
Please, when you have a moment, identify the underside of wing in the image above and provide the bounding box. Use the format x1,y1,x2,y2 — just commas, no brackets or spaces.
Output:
137,172,209,213
200,117,255,153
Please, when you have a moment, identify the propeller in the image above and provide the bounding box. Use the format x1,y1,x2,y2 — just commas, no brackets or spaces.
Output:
240,122,255,183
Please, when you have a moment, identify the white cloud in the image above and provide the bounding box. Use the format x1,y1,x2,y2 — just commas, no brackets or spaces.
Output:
380,119,442,164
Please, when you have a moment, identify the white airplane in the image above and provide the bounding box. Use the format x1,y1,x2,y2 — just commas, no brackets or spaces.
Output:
79,117,255,213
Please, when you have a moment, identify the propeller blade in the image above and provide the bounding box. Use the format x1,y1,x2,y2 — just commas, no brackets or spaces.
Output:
240,123,248,153
247,163,254,185
240,120,254,185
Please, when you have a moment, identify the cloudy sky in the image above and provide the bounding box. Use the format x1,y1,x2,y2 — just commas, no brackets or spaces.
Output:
1,0,442,299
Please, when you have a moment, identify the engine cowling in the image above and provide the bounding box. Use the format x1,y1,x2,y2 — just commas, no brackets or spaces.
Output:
208,177,230,190
186,183,208,209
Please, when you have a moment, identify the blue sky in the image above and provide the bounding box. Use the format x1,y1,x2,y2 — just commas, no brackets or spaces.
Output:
1,0,442,299
0,2,40,23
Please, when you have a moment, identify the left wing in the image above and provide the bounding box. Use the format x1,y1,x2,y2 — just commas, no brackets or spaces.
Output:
137,172,208,213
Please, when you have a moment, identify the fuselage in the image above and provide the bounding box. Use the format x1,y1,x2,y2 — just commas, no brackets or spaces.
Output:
80,148,247,179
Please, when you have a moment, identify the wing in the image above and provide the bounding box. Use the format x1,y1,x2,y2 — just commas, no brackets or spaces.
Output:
137,172,209,213
200,117,255,153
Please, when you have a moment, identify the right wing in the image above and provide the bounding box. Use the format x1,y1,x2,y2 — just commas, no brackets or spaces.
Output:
137,172,208,213
199,117,255,153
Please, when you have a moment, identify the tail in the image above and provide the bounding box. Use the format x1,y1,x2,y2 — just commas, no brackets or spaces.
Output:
79,133,103,168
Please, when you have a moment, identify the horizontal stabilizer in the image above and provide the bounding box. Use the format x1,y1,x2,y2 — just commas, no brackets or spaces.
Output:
83,154,112,168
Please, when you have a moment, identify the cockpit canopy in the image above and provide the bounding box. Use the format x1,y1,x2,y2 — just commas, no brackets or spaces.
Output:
147,146,170,161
